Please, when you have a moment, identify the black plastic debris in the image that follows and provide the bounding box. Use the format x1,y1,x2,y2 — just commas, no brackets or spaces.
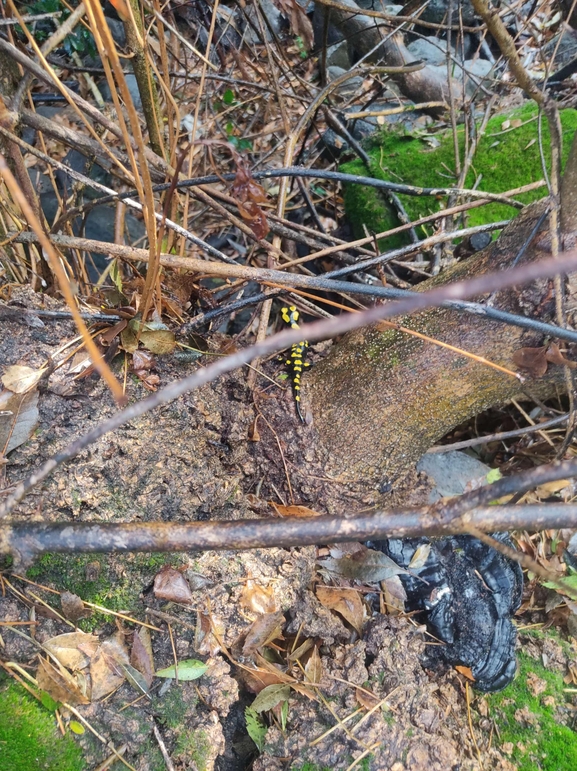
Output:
369,534,523,692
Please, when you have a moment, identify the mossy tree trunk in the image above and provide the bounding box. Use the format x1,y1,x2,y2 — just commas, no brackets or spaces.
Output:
304,192,576,492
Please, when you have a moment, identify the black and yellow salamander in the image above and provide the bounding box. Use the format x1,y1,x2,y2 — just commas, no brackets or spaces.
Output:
281,305,310,422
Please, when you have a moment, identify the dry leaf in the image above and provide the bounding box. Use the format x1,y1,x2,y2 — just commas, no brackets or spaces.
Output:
131,627,154,687
242,612,285,658
319,548,407,583
153,566,193,604
512,346,548,377
355,688,381,710
194,611,223,657
455,665,475,681
43,632,98,671
409,543,431,570
61,591,91,622
0,387,39,456
316,587,366,635
546,343,577,369
240,580,279,614
270,503,323,518
90,633,130,701
382,575,407,604
36,658,90,706
304,645,323,684
288,638,314,662
1,364,46,393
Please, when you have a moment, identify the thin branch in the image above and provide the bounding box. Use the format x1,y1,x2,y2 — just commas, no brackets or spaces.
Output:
2,247,577,519
11,231,577,345
1,505,575,568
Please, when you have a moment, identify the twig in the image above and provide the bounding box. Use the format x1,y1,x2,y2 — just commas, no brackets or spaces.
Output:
426,413,569,453
2,246,577,521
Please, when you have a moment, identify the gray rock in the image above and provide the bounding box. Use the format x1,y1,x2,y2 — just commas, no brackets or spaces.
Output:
356,0,403,12
326,41,352,70
242,0,282,43
407,36,450,65
417,450,492,502
418,0,477,26
326,65,364,97
106,16,126,48
99,72,143,111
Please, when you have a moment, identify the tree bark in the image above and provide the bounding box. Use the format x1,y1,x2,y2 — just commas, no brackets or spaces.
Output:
305,198,572,491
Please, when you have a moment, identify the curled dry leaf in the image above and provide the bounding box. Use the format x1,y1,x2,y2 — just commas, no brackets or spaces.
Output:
153,566,193,604
316,587,366,635
36,657,90,706
194,611,224,657
231,153,269,240
240,580,279,614
546,343,577,369
242,611,285,658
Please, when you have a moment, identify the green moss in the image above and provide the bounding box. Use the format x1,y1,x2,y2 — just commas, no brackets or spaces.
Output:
26,552,183,631
0,683,85,771
341,103,577,249
174,729,211,771
489,651,577,770
153,686,195,729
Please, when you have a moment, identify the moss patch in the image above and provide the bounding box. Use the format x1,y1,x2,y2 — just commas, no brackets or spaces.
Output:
341,103,577,249
0,682,85,771
488,650,577,770
26,552,183,630
174,728,211,771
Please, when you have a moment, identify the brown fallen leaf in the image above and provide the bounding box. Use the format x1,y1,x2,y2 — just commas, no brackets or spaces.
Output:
0,387,39,456
242,612,285,658
456,665,475,681
61,591,92,623
130,627,154,687
36,658,90,706
304,645,323,684
43,631,98,671
546,342,577,369
270,503,323,518
316,587,366,635
194,611,223,657
153,566,193,604
240,580,279,614
356,687,381,711
90,632,130,701
512,346,548,377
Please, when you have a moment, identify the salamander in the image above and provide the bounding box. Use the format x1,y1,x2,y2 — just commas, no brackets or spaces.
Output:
281,305,310,422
